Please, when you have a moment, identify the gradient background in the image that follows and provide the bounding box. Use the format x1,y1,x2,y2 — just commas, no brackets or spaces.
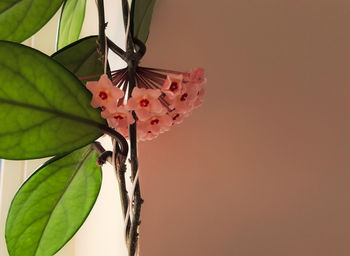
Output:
137,0,350,255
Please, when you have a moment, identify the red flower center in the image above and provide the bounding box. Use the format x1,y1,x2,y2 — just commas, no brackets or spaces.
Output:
170,82,178,92
172,114,180,120
114,115,124,120
180,93,188,101
139,99,150,107
99,91,108,100
150,119,159,125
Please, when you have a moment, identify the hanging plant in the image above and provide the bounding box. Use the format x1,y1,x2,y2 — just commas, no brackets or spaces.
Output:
0,0,206,255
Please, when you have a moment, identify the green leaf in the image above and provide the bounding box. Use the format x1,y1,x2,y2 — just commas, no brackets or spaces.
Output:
52,36,103,83
6,145,102,256
131,0,156,44
57,0,87,50
0,0,65,42
0,40,106,160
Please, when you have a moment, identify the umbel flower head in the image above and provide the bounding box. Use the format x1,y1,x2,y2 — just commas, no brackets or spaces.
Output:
85,67,206,141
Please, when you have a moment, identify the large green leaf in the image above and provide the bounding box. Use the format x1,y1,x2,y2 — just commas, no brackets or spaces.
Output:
57,0,87,50
0,0,65,42
52,36,103,83
6,146,102,256
0,40,106,160
131,0,156,44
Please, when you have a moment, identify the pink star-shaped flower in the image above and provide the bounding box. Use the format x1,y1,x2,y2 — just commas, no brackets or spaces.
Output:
137,115,172,141
161,74,183,99
104,105,135,134
85,74,124,113
126,87,165,121
168,84,197,114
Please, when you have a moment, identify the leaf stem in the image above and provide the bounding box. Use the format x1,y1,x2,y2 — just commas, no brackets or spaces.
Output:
97,124,128,157
91,142,112,165
107,38,128,62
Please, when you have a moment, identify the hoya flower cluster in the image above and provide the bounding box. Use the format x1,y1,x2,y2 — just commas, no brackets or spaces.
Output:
85,67,206,141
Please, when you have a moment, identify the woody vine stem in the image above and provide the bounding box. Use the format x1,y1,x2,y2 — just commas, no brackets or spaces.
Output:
97,0,144,255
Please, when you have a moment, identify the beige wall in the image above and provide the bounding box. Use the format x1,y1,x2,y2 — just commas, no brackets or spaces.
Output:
138,1,350,256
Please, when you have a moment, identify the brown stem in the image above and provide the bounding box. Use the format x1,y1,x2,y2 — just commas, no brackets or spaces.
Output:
113,141,131,236
107,38,128,62
91,142,112,165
